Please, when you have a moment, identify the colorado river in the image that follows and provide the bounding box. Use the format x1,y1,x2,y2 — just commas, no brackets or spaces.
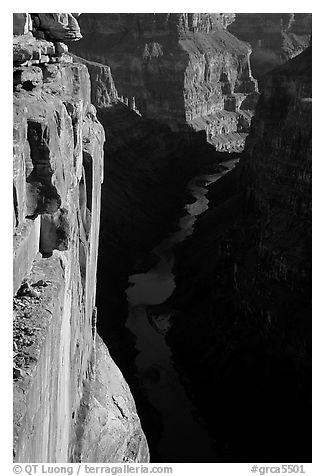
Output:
126,157,240,461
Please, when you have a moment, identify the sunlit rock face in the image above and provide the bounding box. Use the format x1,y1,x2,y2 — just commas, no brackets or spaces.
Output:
70,13,259,152
13,14,149,463
229,13,312,78
166,47,312,462
32,13,82,41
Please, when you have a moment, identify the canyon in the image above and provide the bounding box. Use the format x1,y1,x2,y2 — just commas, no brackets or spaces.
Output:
13,13,311,464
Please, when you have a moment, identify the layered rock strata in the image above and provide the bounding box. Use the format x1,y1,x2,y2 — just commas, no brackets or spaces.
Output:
165,47,312,462
13,15,149,463
229,13,312,78
32,14,82,42
70,13,259,152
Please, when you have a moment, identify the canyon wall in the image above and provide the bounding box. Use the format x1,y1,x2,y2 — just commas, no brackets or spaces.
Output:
229,13,312,78
70,13,259,152
13,14,149,463
165,46,312,462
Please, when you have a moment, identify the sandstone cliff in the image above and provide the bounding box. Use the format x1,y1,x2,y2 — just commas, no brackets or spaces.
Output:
70,13,259,152
229,13,312,78
13,14,149,463
165,47,312,462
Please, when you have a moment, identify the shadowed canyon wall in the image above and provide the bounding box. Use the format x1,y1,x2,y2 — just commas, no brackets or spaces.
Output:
229,13,312,78
13,13,149,463
165,46,312,462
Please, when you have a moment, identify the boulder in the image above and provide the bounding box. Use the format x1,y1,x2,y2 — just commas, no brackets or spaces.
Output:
35,14,82,42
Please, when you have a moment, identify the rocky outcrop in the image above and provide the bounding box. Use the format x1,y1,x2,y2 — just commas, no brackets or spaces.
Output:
72,335,149,463
13,14,33,36
13,13,82,42
32,14,82,42
70,13,259,152
229,13,312,78
71,54,119,108
164,47,312,462
13,15,149,463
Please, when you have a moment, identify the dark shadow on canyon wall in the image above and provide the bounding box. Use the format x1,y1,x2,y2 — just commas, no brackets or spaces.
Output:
164,47,312,462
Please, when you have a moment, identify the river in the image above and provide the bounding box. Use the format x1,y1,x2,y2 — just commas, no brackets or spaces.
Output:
125,157,240,462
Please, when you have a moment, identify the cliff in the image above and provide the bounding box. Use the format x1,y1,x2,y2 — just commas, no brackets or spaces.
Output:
13,14,149,463
229,13,312,78
70,13,259,152
165,47,312,462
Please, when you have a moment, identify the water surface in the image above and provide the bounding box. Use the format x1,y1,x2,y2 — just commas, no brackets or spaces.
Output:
126,158,240,461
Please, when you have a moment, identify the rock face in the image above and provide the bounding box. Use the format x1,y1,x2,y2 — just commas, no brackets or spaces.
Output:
13,13,33,36
229,13,312,78
70,54,119,108
13,13,82,42
72,335,149,463
32,14,82,42
70,13,259,152
165,47,312,462
13,16,149,463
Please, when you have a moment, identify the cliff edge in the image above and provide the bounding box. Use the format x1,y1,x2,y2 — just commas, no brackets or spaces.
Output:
13,13,149,463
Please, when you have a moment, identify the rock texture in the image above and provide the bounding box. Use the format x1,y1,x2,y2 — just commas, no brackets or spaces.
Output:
229,13,312,78
71,54,119,108
72,335,149,463
13,13,33,36
165,47,312,462
32,14,82,42
13,17,149,463
70,13,259,152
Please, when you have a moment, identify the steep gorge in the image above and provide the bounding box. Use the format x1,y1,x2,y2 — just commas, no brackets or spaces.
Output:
71,13,311,462
13,12,312,464
69,14,263,459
